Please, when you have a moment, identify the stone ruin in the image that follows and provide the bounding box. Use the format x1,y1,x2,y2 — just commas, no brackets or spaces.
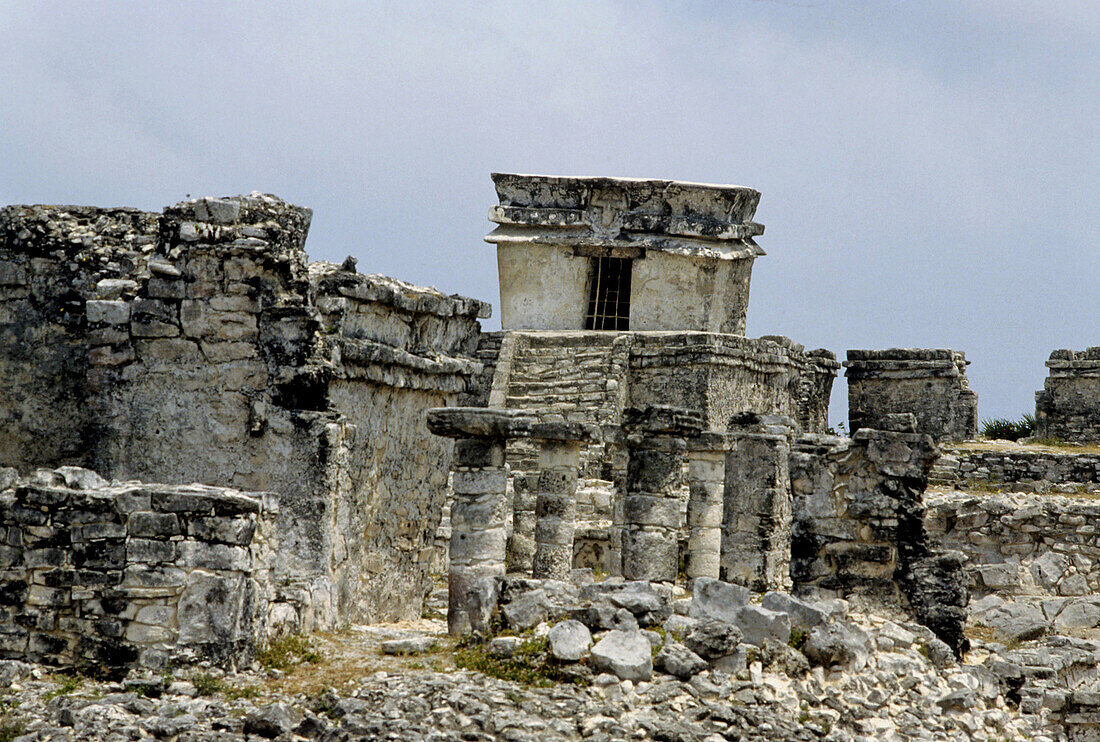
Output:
844,348,978,442
0,194,489,668
1036,348,1100,442
3,173,1100,739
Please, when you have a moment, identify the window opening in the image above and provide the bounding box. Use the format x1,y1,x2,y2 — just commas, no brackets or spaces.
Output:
584,256,632,330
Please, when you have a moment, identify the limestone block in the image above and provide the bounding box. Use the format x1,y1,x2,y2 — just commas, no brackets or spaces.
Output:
548,619,592,661
86,300,131,325
621,527,677,583
128,512,181,539
690,577,750,624
735,605,791,647
177,572,246,645
590,629,653,681
176,541,249,572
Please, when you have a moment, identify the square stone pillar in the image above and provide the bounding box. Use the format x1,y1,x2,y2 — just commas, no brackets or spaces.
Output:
685,432,728,580
532,439,582,580
621,406,703,582
428,407,538,636
722,413,797,592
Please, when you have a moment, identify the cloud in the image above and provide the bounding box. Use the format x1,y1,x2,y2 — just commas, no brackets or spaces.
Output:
0,0,1095,422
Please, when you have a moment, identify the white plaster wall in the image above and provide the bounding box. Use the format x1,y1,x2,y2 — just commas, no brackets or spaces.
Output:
630,251,752,334
497,244,589,330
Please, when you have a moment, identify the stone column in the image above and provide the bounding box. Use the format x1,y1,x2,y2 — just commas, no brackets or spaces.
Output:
531,439,581,580
427,407,536,636
685,432,728,580
621,406,703,582
722,413,797,592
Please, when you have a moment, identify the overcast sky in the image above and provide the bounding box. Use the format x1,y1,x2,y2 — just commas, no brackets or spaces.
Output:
2,1,1097,426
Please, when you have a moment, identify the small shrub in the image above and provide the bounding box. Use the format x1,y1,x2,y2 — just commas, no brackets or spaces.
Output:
0,716,25,742
256,634,322,670
43,673,83,700
980,415,1034,441
453,635,583,687
788,627,808,651
191,673,226,696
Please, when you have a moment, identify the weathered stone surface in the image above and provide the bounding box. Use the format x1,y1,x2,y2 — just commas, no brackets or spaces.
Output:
690,577,750,624
1036,348,1100,442
590,629,653,681
654,640,708,679
1,193,491,634
548,619,592,661
802,620,872,669
735,605,791,647
683,618,743,660
845,349,977,442
761,592,828,632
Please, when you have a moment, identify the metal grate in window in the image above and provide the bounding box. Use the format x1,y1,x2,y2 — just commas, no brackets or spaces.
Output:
584,256,632,331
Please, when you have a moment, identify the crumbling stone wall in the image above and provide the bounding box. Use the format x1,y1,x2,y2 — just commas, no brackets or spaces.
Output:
845,349,978,442
0,467,276,673
926,490,1100,599
931,449,1100,493
0,194,489,627
0,206,158,469
630,333,836,435
1036,348,1100,442
788,418,968,654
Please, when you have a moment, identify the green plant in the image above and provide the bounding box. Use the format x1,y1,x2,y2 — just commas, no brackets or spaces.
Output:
43,673,84,700
256,634,322,670
453,635,583,687
788,627,808,651
191,673,226,696
980,415,1035,441
0,716,25,742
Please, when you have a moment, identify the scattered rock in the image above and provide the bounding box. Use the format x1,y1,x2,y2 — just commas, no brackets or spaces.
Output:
655,641,708,679
590,630,653,681
548,619,592,661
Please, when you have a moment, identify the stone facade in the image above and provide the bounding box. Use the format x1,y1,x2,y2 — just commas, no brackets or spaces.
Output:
0,467,276,672
844,348,978,442
1036,348,1100,441
485,174,764,333
0,194,489,629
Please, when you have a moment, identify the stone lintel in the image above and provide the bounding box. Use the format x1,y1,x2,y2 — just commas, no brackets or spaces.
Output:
428,407,600,443
427,407,538,440
623,406,704,438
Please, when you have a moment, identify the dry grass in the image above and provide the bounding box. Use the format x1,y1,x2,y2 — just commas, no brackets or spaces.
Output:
261,620,455,698
946,440,1100,455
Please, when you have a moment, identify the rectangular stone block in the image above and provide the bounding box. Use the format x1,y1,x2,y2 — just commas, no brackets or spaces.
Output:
128,512,181,538
450,493,507,532
452,469,508,496
86,300,131,325
126,539,176,564
448,527,507,567
177,541,249,571
623,495,680,529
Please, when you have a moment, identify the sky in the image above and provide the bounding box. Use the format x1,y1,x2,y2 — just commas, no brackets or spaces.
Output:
1,1,1097,427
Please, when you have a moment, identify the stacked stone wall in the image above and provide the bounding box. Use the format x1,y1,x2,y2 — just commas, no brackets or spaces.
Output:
0,467,276,673
845,349,977,442
931,449,1100,493
926,490,1100,599
1036,348,1100,442
788,420,967,654
0,194,490,627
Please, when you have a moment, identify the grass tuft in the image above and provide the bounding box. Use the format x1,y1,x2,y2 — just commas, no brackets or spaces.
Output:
256,634,323,671
453,634,585,687
980,415,1035,441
